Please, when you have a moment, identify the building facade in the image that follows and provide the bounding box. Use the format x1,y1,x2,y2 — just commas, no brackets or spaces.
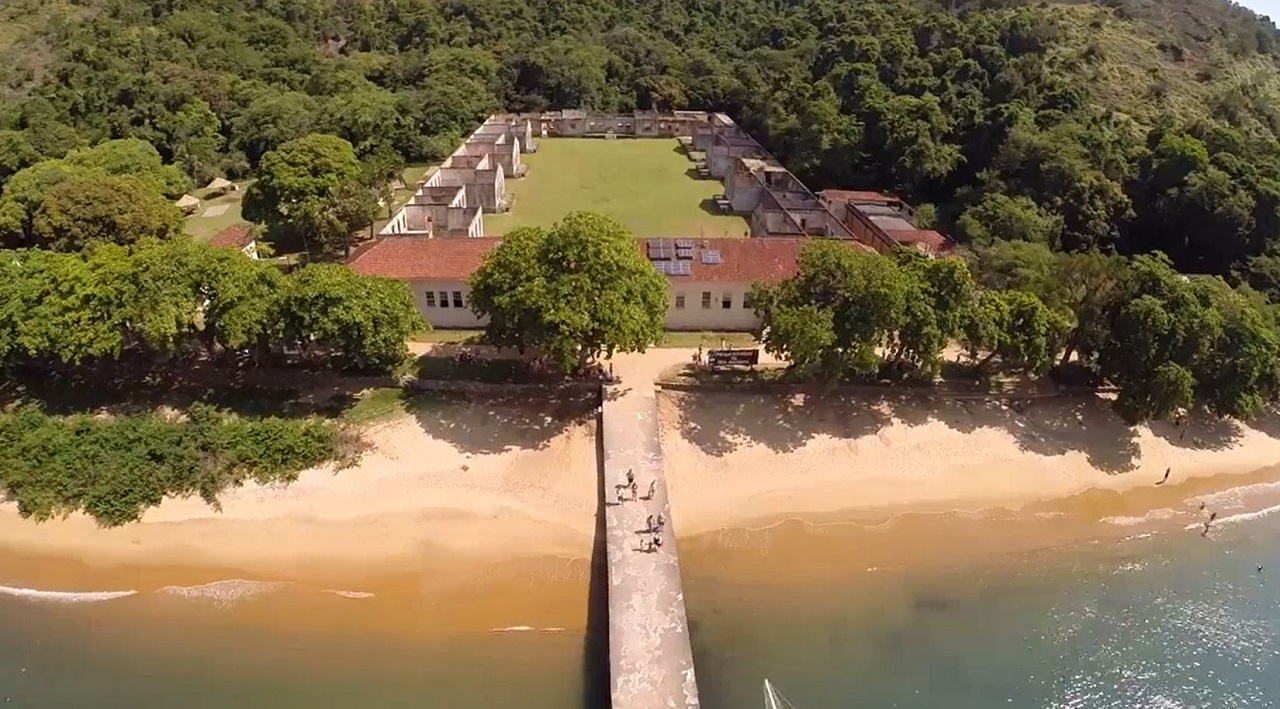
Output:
347,237,822,332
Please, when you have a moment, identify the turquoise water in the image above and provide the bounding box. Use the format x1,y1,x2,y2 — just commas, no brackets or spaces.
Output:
686,516,1280,709
3,515,1279,708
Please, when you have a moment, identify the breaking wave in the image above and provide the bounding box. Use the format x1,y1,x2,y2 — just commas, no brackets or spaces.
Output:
1101,508,1180,527
488,626,567,633
157,579,289,606
0,584,138,604
322,589,376,599
1183,503,1280,531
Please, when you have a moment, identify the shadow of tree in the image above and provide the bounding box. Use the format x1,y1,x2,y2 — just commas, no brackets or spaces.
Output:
665,390,1143,474
1241,408,1280,440
0,363,389,419
404,389,598,455
1148,411,1244,451
667,391,891,456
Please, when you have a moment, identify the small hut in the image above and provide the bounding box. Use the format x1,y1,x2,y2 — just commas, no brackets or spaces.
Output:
175,194,201,215
204,177,236,197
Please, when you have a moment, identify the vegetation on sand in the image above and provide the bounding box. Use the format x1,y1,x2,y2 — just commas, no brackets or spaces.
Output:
0,404,349,527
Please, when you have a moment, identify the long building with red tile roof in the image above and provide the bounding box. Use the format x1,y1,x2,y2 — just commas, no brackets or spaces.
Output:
347,236,869,331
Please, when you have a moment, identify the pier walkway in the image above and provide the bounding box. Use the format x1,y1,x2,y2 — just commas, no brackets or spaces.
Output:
600,367,700,709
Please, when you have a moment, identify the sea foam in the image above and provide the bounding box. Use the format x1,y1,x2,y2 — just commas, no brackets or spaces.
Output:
0,584,138,604
156,579,289,606
1183,503,1280,531
322,589,376,599
1101,508,1180,526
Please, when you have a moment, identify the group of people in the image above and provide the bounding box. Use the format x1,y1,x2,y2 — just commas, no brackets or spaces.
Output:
1157,463,1223,534
618,469,665,553
1157,467,1220,537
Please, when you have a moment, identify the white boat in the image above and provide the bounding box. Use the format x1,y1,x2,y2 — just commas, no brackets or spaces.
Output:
764,679,798,709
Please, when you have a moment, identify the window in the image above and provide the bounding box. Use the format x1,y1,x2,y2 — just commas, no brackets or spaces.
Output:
452,291,465,308
439,291,450,308
701,291,712,309
743,292,754,309
721,292,733,309
424,292,437,308
674,293,686,309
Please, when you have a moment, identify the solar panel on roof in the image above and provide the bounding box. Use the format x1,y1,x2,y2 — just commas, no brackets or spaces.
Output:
654,261,679,275
700,249,722,265
673,261,691,276
676,239,695,249
676,247,694,260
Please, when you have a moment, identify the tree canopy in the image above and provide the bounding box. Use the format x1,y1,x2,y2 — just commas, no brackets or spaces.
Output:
754,241,1280,424
243,133,377,257
0,239,423,372
3,0,1280,275
469,211,668,373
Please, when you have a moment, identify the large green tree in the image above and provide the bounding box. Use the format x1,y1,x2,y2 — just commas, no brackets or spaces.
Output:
31,176,184,252
469,212,667,374
243,133,376,257
753,241,911,381
277,264,424,370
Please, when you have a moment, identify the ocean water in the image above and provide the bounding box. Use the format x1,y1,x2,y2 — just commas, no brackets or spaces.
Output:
686,514,1280,709
3,512,1279,708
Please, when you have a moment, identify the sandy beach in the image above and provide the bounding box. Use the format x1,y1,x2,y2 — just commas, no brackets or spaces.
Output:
0,393,600,575
4,351,1280,584
659,389,1280,535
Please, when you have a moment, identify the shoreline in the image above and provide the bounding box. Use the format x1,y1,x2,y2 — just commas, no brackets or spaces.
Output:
4,385,1280,621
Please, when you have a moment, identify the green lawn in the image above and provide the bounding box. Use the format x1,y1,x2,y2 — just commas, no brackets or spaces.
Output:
485,138,748,237
389,163,433,211
184,180,253,242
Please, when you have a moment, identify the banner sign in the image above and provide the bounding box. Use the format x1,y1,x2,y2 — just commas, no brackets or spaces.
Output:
707,349,760,368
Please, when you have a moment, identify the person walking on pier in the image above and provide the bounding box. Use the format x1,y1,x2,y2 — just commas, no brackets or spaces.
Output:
656,514,665,533
652,535,663,552
646,480,656,500
630,481,638,501
646,514,655,532
626,469,635,486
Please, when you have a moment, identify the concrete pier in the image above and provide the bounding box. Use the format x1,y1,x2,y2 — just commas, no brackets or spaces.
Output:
601,380,700,709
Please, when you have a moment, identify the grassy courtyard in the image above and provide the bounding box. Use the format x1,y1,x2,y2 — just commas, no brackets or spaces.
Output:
184,180,252,242
484,138,748,237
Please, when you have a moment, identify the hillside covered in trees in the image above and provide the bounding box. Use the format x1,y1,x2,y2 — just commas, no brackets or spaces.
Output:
4,0,1280,282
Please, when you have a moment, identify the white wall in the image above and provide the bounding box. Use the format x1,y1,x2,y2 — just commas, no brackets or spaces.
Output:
407,279,762,332
664,282,762,331
410,280,488,329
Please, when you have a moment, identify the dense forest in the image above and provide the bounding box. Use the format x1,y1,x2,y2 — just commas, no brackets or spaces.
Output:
3,0,1280,278
2,0,1280,280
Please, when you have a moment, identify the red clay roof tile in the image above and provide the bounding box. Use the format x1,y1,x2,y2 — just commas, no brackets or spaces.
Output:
208,223,256,249
347,237,502,280
345,236,873,283
886,229,954,254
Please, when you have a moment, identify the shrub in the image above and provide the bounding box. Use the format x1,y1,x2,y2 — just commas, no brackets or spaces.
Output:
0,403,349,526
